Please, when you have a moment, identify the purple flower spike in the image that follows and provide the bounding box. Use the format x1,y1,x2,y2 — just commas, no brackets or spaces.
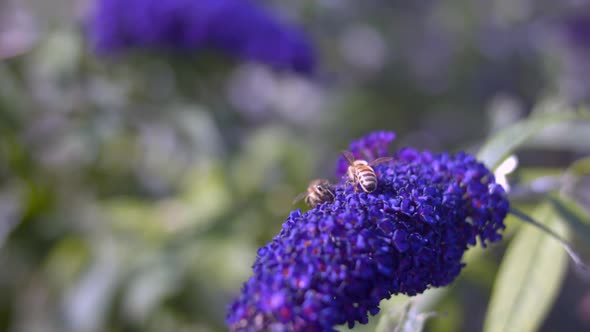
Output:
335,131,397,178
227,133,509,331
562,13,590,50
88,0,316,73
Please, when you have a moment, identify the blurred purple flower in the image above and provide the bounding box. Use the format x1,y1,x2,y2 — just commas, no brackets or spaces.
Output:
557,12,590,102
227,132,508,331
88,0,316,73
562,13,590,49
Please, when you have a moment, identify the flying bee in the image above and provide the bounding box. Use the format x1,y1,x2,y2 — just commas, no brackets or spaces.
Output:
342,151,392,193
293,178,335,208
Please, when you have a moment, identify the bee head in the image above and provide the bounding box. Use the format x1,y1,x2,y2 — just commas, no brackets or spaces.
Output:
315,184,327,193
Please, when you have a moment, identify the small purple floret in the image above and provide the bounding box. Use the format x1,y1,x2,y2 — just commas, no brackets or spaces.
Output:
227,132,509,331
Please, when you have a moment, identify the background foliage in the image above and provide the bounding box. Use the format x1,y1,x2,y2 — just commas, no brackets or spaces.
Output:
1,0,590,331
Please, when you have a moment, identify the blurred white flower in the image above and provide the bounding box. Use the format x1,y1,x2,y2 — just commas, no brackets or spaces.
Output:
494,155,518,192
0,2,37,59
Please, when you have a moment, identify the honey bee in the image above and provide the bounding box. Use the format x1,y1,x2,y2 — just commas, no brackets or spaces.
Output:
342,151,392,193
293,178,335,208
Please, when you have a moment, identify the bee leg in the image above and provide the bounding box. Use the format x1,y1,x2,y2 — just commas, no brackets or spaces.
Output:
348,180,357,193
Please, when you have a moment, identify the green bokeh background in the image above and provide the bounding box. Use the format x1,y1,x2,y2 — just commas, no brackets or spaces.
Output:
1,1,590,331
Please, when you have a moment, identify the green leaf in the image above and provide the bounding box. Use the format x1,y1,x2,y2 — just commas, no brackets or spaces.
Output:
477,111,579,170
375,299,439,332
375,289,446,332
483,204,569,332
548,195,590,247
568,156,590,177
375,298,409,332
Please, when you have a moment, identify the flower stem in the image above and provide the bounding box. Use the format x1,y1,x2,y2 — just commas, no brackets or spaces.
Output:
509,207,590,281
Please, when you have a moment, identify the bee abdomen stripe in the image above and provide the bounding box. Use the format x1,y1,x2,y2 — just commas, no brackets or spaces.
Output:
358,168,375,175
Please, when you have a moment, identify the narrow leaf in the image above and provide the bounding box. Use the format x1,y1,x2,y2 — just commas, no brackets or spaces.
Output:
483,204,569,332
376,300,439,332
548,195,590,253
510,206,590,280
477,111,579,170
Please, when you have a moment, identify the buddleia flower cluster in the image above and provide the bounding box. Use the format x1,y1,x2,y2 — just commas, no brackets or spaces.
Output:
227,131,509,331
87,0,316,73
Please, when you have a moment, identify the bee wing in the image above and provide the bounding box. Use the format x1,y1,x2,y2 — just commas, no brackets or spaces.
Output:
342,150,356,164
369,157,393,166
292,191,308,205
